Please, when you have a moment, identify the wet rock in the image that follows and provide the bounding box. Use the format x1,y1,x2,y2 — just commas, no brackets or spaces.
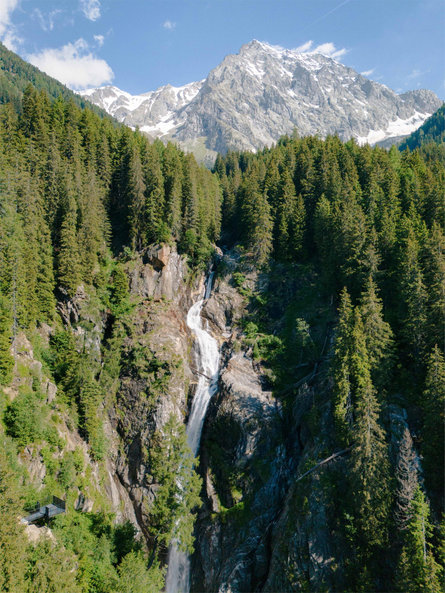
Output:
193,350,287,593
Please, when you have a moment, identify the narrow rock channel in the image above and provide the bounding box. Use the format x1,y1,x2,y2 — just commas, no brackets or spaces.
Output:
166,272,220,593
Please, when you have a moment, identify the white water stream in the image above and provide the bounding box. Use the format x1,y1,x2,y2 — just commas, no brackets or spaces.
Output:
165,272,220,593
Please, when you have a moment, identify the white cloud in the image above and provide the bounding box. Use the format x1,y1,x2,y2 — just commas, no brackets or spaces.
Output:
27,38,114,90
361,68,375,77
80,0,101,22
163,20,176,30
32,8,63,32
0,0,18,34
94,34,105,47
295,40,313,53
312,42,348,59
0,0,21,51
294,40,348,60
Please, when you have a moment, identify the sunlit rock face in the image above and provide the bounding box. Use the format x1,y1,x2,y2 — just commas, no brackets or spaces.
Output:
81,40,442,159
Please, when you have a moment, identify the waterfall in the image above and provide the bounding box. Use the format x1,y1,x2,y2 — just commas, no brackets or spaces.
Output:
165,272,220,593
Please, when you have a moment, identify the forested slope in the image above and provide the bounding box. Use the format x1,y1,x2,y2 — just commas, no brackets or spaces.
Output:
0,42,111,118
0,84,221,592
203,136,445,592
0,77,443,593
399,103,445,151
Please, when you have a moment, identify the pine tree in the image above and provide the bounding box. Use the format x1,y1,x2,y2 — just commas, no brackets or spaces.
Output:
422,345,445,502
0,445,27,593
36,216,56,323
273,168,296,260
332,287,354,443
359,276,394,389
0,295,13,385
423,223,445,351
128,143,147,250
395,486,442,593
57,193,81,296
162,142,183,240
240,166,273,266
291,193,306,258
147,416,202,553
348,310,391,579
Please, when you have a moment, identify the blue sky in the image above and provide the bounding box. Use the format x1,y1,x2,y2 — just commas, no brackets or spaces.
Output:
0,0,444,98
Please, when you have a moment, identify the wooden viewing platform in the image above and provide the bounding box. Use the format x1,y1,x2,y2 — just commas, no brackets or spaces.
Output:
22,496,66,524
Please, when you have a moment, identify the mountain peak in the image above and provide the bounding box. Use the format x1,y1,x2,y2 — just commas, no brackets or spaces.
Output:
80,42,442,159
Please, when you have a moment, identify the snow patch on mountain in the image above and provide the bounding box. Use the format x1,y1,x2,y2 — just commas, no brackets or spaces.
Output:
356,111,431,145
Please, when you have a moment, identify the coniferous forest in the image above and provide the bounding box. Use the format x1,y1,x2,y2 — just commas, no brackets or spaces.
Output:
0,72,444,593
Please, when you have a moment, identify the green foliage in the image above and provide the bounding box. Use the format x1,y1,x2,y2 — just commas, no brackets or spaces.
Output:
0,62,442,592
109,264,131,318
399,104,445,152
0,296,13,384
0,43,110,118
395,487,442,592
51,511,161,593
0,442,28,592
25,538,81,593
421,345,445,500
117,551,165,593
147,415,202,552
3,386,45,446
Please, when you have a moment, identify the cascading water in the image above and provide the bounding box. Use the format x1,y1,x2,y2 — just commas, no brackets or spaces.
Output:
165,272,220,593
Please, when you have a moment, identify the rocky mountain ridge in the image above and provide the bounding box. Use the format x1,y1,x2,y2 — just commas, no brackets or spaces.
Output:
80,40,442,159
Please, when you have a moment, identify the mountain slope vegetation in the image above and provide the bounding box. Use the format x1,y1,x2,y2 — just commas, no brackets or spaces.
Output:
0,84,220,592
0,67,443,593
398,103,445,151
0,42,110,118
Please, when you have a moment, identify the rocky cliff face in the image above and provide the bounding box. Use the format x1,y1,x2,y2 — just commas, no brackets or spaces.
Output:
185,260,334,593
80,40,442,158
109,244,199,540
15,244,202,544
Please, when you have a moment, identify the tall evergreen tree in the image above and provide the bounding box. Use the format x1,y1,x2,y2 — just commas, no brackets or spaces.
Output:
332,287,354,443
359,276,394,389
0,445,27,593
395,486,442,593
127,143,147,251
421,345,445,504
57,192,81,296
0,296,13,385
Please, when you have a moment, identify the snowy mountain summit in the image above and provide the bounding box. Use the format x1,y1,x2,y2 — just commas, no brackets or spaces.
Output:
81,40,442,159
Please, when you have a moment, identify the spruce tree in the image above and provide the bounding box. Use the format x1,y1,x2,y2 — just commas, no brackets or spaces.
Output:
57,192,81,297
332,287,354,443
144,143,165,244
240,166,273,266
395,486,442,593
422,345,445,502
128,143,147,250
0,445,27,593
0,296,13,385
348,310,391,582
359,275,394,389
